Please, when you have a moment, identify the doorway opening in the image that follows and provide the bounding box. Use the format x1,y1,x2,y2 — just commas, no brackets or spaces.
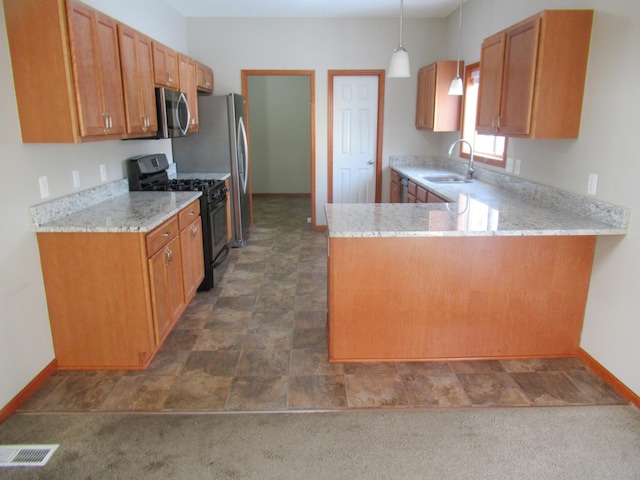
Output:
328,70,385,203
241,70,317,228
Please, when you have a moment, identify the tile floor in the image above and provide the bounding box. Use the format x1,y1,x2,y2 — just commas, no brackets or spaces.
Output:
19,197,627,413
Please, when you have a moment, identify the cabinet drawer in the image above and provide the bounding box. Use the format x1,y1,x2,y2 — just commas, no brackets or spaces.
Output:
408,181,417,197
146,216,179,256
427,191,447,203
416,185,428,203
178,200,200,229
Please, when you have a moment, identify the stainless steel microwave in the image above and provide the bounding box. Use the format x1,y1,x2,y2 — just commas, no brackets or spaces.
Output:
155,87,191,138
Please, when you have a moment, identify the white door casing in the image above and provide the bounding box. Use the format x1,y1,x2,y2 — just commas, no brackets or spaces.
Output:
332,76,379,203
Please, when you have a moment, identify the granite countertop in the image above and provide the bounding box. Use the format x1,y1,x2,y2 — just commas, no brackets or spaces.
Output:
34,190,202,233
325,159,630,238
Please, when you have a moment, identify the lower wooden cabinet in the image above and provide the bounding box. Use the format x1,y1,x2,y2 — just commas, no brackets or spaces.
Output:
148,234,185,344
390,171,399,203
36,200,204,369
180,217,205,303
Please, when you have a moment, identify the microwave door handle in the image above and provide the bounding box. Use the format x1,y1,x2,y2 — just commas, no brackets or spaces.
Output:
178,91,190,135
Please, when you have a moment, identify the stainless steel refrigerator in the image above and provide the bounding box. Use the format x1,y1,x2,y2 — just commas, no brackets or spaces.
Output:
172,93,251,247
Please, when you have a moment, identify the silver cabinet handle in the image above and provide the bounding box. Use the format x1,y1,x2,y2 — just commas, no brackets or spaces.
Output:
165,246,173,266
102,112,109,133
167,72,173,85
497,114,503,130
191,224,198,239
162,231,171,237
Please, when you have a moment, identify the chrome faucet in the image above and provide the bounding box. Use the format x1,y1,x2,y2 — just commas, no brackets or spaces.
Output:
447,139,474,179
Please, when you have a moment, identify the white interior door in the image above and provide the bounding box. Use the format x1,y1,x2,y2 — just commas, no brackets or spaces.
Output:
332,76,378,203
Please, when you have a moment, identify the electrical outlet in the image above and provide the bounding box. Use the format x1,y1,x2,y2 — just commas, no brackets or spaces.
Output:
99,164,107,182
505,157,514,173
72,170,80,188
38,176,50,199
588,173,598,195
514,159,522,176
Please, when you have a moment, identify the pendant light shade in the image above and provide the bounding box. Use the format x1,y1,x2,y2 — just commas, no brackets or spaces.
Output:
449,0,464,95
448,76,463,95
388,0,410,78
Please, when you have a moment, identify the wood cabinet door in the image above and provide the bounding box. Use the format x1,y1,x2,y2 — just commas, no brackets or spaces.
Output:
180,217,205,302
499,17,541,136
179,55,199,132
476,32,506,134
422,64,437,130
118,25,157,136
148,236,185,344
67,0,106,137
94,11,125,135
196,62,214,93
153,42,179,89
415,67,427,128
67,0,124,138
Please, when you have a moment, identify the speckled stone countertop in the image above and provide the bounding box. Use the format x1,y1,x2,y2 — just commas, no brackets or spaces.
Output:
325,156,630,238
31,179,201,233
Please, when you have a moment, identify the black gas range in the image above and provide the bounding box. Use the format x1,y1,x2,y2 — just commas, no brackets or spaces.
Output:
128,153,229,291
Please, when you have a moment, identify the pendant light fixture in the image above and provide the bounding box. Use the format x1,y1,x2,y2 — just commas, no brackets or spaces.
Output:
388,0,410,78
448,0,464,95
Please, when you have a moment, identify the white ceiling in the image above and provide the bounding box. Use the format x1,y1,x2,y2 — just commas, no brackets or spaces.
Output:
163,0,464,19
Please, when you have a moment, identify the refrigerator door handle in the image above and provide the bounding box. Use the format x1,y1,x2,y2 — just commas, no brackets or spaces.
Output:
238,116,249,194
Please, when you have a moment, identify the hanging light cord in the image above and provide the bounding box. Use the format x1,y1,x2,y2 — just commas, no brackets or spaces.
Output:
455,0,463,78
398,0,404,48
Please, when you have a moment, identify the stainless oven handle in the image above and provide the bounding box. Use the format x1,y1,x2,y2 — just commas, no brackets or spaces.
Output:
211,244,229,269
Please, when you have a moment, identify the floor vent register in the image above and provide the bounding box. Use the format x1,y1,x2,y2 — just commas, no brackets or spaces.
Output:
0,445,59,467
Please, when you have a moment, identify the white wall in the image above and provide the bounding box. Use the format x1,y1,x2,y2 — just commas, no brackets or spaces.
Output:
0,0,186,410
445,0,640,396
183,17,448,222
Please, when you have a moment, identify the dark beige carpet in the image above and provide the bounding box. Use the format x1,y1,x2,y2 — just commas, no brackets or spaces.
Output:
0,406,639,479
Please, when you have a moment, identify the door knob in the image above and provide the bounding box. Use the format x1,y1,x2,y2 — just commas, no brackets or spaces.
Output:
368,159,375,165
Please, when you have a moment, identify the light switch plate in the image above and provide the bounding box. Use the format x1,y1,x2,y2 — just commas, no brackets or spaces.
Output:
588,173,598,195
39,176,49,199
99,164,107,182
72,170,80,188
505,157,514,173
514,159,522,176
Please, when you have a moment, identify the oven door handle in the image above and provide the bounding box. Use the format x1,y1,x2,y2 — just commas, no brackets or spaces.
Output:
211,244,229,269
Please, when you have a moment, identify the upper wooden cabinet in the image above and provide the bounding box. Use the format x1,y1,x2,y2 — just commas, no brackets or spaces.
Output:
415,61,463,132
179,55,199,132
67,0,126,138
3,0,215,143
196,62,214,93
152,41,180,89
118,24,158,137
3,0,125,142
476,10,594,139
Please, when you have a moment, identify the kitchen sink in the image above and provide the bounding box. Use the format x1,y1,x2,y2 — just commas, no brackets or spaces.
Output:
421,174,472,184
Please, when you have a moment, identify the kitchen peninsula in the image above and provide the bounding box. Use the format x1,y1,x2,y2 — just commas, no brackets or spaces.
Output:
325,157,629,363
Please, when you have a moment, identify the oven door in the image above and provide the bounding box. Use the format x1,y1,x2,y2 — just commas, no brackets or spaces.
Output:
209,199,229,266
